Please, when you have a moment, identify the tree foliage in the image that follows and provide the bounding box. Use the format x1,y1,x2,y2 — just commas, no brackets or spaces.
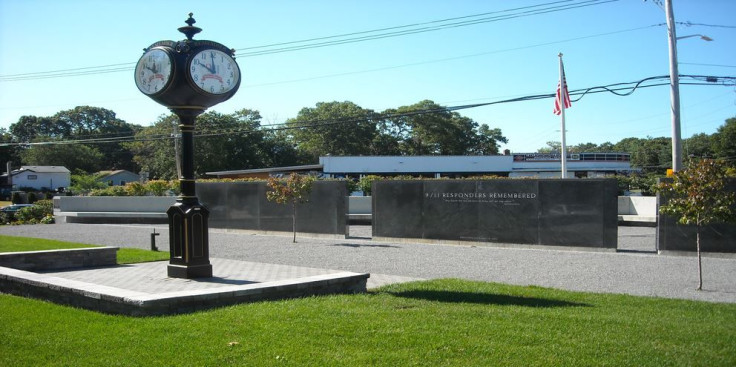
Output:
9,106,140,172
126,109,302,180
381,100,507,155
658,159,736,290
286,101,378,160
712,117,736,167
266,173,315,242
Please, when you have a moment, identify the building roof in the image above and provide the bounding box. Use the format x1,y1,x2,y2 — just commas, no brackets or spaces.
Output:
206,154,632,178
17,166,71,174
97,170,139,178
207,164,324,177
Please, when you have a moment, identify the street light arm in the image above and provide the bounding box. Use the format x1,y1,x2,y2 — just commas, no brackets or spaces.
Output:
676,34,714,41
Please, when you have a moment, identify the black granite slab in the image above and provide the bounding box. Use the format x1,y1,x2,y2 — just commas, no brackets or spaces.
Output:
657,178,736,253
373,179,617,249
372,181,423,238
196,181,347,235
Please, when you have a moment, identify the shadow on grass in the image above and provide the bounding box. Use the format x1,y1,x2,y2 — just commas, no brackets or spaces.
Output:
388,290,590,308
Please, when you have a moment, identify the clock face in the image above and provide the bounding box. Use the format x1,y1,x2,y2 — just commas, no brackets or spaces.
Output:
134,48,173,95
189,49,240,95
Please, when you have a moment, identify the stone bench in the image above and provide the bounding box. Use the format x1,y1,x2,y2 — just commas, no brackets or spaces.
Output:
59,212,168,224
617,214,657,227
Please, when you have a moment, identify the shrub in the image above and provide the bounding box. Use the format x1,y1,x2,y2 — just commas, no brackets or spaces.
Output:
146,180,170,196
124,182,148,196
358,175,383,196
169,180,181,196
27,192,38,204
14,200,54,224
90,186,128,196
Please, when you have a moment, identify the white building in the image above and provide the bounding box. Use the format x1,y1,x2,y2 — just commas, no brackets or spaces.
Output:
96,170,141,186
207,153,631,179
7,166,71,191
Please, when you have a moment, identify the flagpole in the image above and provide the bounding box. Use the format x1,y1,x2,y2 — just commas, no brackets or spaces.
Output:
558,53,568,179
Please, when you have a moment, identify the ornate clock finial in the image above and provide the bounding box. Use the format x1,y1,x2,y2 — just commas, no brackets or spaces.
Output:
178,12,202,41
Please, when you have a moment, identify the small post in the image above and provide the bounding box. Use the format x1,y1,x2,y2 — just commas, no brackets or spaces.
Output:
150,228,160,251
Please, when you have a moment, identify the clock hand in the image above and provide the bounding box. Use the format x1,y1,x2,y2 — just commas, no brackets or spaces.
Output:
210,52,217,74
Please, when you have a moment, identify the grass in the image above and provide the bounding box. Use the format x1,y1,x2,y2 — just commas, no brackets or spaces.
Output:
0,279,734,366
1,236,735,365
0,234,169,264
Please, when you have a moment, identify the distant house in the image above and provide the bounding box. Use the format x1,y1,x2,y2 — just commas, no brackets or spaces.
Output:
97,170,140,186
5,166,71,191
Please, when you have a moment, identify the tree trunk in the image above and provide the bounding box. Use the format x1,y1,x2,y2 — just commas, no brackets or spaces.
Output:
292,201,297,243
696,224,703,291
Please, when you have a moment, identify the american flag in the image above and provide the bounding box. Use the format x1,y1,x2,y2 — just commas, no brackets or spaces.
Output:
554,63,572,115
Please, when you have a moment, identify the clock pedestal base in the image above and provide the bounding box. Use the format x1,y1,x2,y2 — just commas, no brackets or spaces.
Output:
167,200,212,279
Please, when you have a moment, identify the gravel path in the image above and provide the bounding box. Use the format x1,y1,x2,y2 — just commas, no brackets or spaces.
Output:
2,223,734,303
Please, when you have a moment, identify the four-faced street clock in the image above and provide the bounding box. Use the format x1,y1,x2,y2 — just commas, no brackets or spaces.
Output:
134,13,241,109
134,13,241,279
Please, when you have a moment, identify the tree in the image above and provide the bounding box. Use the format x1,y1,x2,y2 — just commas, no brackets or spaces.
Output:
10,106,140,172
472,124,508,155
286,101,378,161
712,117,736,167
127,109,298,179
0,128,21,171
684,133,714,159
21,143,104,173
658,159,736,290
569,142,599,153
126,114,179,180
381,100,506,156
537,141,561,153
615,137,670,174
70,172,108,195
266,173,315,243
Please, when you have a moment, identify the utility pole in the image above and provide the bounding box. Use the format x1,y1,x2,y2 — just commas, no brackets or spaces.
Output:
665,0,682,172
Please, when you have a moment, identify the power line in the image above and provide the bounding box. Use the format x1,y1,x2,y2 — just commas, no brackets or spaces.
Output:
0,0,619,82
234,0,619,57
2,74,732,147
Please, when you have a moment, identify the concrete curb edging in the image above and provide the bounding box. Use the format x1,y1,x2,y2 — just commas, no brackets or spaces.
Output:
0,265,369,316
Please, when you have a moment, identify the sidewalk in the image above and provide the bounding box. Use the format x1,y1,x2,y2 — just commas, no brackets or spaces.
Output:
1,223,735,303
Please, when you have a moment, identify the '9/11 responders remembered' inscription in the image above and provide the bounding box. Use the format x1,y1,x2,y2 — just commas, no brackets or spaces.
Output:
373,179,617,248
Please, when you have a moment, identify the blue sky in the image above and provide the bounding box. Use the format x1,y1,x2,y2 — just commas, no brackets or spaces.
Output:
1,0,734,154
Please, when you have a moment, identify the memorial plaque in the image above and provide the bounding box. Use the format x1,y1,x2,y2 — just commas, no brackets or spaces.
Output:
422,180,481,241
476,180,540,244
373,179,618,249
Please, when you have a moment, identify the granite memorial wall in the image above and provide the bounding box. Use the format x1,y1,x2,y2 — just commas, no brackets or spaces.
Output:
196,181,347,235
372,179,618,248
657,178,736,253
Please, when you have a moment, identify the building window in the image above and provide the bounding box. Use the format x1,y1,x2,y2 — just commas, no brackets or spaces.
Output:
27,175,37,180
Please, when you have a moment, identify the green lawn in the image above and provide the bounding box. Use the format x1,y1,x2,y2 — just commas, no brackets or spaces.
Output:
0,234,169,264
1,236,735,365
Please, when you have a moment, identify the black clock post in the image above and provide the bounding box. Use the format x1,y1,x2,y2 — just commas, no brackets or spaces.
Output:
134,13,241,278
